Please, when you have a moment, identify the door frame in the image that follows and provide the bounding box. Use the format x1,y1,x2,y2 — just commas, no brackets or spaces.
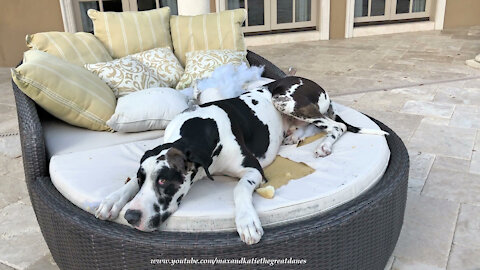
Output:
345,0,446,38
220,0,272,33
217,0,327,38
353,0,431,23
353,0,392,23
389,0,431,20
270,0,318,30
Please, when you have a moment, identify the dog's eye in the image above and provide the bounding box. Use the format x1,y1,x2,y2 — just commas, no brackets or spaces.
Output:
158,179,167,185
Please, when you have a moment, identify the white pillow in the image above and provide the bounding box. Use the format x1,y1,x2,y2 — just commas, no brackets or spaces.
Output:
106,87,188,132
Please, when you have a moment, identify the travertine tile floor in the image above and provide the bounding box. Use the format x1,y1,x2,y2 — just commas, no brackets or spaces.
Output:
1,26,480,269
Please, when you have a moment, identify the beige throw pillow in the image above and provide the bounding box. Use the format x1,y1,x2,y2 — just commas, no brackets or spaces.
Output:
130,47,184,88
26,31,112,66
170,9,247,66
85,57,168,97
88,8,172,59
12,50,116,131
176,49,248,90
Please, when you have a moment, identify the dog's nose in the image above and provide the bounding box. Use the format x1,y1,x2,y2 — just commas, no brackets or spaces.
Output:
125,209,142,226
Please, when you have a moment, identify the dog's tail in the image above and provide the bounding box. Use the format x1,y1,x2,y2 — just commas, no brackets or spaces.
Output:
335,115,389,136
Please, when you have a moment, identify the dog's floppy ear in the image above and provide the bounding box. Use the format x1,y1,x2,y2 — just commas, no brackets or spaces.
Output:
184,149,214,181
166,147,188,174
140,143,173,163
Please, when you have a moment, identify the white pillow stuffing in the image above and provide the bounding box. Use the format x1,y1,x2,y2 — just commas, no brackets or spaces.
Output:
106,87,188,132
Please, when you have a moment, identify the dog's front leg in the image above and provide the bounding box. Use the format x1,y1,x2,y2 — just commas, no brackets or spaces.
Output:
234,168,264,245
95,178,140,220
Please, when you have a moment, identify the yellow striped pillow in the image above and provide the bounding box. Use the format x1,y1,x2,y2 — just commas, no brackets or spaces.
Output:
170,9,247,66
12,50,116,131
88,8,172,59
26,32,112,66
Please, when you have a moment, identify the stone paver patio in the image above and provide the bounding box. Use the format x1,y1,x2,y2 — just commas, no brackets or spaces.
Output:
1,26,480,269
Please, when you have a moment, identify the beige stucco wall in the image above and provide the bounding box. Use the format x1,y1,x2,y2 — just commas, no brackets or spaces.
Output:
330,0,347,39
0,0,64,67
444,0,480,29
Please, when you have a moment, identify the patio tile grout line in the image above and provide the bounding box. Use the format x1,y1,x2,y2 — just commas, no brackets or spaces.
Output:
420,153,436,195
331,75,480,97
0,260,19,270
445,203,462,270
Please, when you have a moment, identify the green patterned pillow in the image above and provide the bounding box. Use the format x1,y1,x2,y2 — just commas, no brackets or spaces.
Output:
175,49,247,90
12,50,116,131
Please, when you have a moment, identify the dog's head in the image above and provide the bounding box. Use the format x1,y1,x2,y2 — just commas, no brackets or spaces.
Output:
123,145,208,231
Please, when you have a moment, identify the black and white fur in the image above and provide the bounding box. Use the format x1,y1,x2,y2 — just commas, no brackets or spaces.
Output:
269,77,387,156
95,76,387,245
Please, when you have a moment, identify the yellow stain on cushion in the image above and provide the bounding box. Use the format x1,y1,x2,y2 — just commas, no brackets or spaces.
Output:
255,132,325,199
256,156,315,199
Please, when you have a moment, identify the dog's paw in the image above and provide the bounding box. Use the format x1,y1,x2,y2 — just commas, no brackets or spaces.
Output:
315,142,332,158
95,192,126,220
235,211,264,245
283,135,300,145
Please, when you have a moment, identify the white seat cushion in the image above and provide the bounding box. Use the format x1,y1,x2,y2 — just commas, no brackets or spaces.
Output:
49,103,390,232
43,118,164,158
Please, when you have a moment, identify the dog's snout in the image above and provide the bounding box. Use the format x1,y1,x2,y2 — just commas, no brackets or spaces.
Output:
125,209,142,226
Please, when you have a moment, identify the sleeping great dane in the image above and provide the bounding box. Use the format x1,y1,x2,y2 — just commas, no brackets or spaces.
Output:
95,76,387,245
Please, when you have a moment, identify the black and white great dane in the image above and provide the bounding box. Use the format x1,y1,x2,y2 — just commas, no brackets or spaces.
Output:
95,76,387,245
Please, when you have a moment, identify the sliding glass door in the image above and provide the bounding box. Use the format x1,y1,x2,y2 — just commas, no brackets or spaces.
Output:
354,0,430,23
227,0,272,32
271,0,315,30
354,0,391,23
390,0,428,19
226,0,317,33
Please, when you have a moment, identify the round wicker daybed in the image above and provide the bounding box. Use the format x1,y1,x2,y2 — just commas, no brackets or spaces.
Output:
12,51,409,270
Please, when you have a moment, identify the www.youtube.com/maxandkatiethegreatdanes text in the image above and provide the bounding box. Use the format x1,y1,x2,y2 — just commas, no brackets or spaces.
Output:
150,257,307,266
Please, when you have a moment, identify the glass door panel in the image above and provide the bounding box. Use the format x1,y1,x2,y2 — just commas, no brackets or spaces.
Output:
354,0,430,22
227,0,244,9
295,0,311,22
137,0,156,11
102,0,124,11
412,0,426,12
276,0,293,24
354,0,368,17
226,0,315,33
78,1,99,32
133,0,177,14
248,0,265,26
75,0,128,32
354,0,389,23
227,0,270,32
395,0,410,14
390,0,430,19
159,0,178,15
371,0,386,16
271,0,316,30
